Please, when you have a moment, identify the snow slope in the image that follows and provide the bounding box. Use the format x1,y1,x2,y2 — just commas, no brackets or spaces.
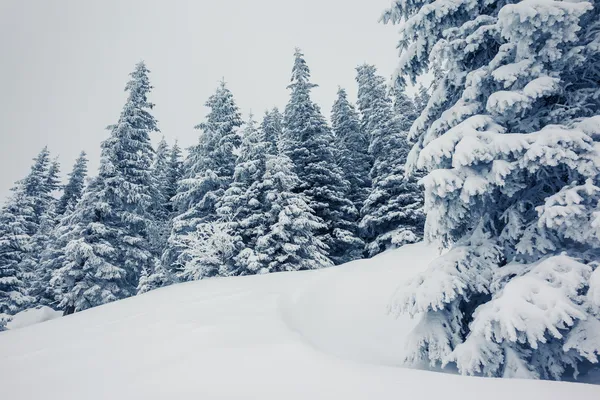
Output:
1,243,599,399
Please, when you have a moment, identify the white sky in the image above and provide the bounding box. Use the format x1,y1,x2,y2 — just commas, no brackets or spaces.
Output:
0,0,401,200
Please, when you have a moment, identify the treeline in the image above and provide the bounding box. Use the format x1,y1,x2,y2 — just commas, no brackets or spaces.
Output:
0,49,426,327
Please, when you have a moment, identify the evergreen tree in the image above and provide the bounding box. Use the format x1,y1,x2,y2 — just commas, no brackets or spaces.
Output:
413,83,430,114
331,87,372,210
52,62,160,314
152,137,171,213
261,108,283,154
165,141,183,213
252,154,332,273
215,110,285,275
166,80,242,278
0,148,57,323
216,114,273,275
28,158,62,306
283,49,363,265
137,258,172,295
0,187,36,328
356,64,425,257
36,154,88,308
383,0,600,379
56,151,88,216
177,221,240,280
147,137,173,256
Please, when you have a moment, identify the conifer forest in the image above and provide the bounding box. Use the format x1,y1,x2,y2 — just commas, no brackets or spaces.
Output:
2,0,600,396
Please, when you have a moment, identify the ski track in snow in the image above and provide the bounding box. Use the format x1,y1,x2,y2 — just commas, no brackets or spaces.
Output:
1,243,599,399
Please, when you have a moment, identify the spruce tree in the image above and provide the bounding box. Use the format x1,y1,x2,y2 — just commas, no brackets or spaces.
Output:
56,151,88,215
356,64,424,257
261,108,283,154
252,154,332,273
0,187,36,328
383,0,600,379
331,87,372,210
215,110,284,275
283,49,363,265
28,158,62,306
166,80,242,278
52,62,160,314
216,114,271,275
164,141,183,214
0,147,57,322
152,137,171,213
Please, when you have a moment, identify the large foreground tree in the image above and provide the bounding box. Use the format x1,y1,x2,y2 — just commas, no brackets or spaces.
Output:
383,0,600,380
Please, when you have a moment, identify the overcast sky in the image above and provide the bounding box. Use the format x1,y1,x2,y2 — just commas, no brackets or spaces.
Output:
0,0,401,200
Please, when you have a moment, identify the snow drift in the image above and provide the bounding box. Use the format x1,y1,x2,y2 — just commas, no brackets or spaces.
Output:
0,243,598,399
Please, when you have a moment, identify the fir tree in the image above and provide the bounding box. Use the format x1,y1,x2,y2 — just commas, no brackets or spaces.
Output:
383,0,600,379
216,114,273,275
52,62,160,314
152,137,171,213
137,259,172,295
0,187,36,328
56,151,88,216
261,108,283,154
165,141,183,213
0,147,62,321
331,87,372,210
252,154,332,273
356,64,425,257
166,80,242,278
283,49,363,265
28,158,62,306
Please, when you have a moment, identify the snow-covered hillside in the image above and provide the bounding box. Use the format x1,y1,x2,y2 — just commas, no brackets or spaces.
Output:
1,243,598,399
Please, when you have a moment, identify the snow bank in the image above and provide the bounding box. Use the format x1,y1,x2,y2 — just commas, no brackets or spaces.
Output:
5,306,62,330
0,243,598,400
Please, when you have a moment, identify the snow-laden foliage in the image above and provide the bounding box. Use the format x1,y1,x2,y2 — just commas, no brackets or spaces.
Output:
356,64,425,257
0,147,60,325
0,187,36,324
51,62,160,314
384,0,600,379
178,221,240,280
331,87,372,210
165,80,242,275
216,112,280,274
56,151,88,216
137,258,173,295
252,154,332,273
283,49,362,265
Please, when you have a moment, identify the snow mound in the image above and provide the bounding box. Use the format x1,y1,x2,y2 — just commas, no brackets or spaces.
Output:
1,243,599,400
5,306,62,330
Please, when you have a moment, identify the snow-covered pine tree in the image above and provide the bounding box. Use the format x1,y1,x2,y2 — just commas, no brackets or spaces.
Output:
261,108,283,154
283,49,363,265
331,87,372,211
216,113,277,275
356,64,424,257
56,151,88,216
0,147,57,324
165,141,183,214
252,153,332,274
28,158,62,306
383,0,600,379
413,83,430,115
137,258,172,295
0,187,36,328
152,137,171,213
165,80,242,279
146,137,173,257
51,62,160,314
35,152,89,308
